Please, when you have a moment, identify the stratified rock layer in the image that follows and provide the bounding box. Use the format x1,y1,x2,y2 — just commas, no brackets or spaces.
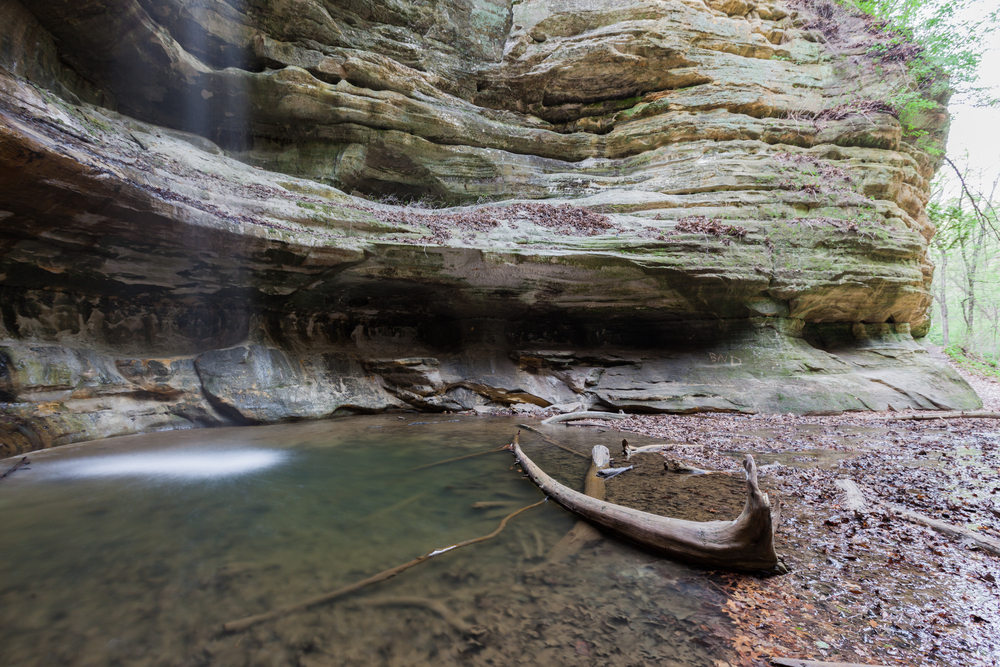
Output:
0,0,979,454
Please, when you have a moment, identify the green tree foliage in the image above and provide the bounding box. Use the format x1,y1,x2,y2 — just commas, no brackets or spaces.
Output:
840,0,997,153
851,0,998,106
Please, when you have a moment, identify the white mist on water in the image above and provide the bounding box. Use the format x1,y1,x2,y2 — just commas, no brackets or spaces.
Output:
44,449,289,480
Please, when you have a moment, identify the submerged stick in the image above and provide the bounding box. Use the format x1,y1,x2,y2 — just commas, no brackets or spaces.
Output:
0,457,29,481
361,493,425,523
412,444,508,471
517,424,589,459
350,596,471,633
222,498,546,633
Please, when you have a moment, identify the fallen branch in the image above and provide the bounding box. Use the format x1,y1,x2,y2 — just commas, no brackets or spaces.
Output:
888,503,1000,557
517,424,589,459
412,444,508,470
597,465,633,479
626,444,678,458
541,411,628,425
622,438,684,459
835,478,1000,557
222,497,546,633
883,411,1000,421
511,435,778,571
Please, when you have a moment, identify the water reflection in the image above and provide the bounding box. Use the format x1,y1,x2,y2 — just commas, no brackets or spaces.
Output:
0,416,733,667
42,449,288,480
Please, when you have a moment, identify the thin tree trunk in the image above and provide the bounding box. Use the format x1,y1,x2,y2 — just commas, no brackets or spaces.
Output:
937,246,950,347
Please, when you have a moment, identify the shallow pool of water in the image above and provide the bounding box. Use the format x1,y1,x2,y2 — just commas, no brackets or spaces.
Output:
0,416,735,667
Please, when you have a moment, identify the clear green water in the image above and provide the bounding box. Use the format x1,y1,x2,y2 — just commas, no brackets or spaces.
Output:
0,416,733,667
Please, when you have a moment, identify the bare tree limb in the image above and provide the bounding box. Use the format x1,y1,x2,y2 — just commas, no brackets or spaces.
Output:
944,156,1000,239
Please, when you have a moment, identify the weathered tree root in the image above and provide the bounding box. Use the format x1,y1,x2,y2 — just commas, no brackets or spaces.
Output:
883,411,1000,421
836,478,1000,556
511,435,779,571
541,411,628,425
222,498,546,633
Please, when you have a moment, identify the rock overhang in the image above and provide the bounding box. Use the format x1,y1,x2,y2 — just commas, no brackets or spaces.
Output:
0,0,981,453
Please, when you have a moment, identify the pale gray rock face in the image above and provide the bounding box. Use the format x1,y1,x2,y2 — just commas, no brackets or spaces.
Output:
0,0,978,454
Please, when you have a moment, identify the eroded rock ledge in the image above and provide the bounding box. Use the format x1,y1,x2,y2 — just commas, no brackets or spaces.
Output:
0,0,979,455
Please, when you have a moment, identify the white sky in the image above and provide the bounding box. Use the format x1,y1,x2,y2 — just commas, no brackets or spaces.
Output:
940,8,1000,198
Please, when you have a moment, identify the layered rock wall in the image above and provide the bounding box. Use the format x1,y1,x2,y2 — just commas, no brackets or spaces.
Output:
0,0,979,455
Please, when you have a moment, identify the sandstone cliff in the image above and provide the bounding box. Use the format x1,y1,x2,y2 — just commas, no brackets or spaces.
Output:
0,0,979,455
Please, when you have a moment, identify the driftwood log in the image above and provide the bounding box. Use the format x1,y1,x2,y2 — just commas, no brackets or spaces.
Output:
834,478,869,514
533,443,609,567
511,436,779,571
622,438,673,459
541,411,628,425
883,411,1000,421
770,658,892,667
663,459,718,475
619,439,721,475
